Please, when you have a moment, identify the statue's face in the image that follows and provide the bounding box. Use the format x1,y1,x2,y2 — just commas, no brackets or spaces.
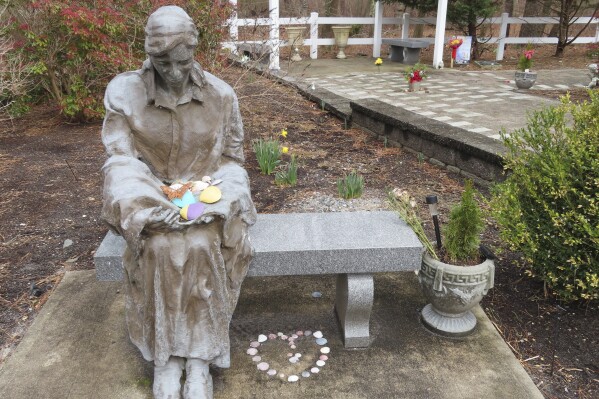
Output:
150,43,194,90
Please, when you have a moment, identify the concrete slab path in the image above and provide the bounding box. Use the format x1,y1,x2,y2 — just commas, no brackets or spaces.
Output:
0,270,543,399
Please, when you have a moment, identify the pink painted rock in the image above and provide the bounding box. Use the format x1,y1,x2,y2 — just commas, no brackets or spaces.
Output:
247,348,258,356
280,335,288,340
310,367,319,373
296,331,304,336
268,334,277,340
319,355,328,361
250,341,260,348
257,362,269,371
267,369,277,376
252,356,261,362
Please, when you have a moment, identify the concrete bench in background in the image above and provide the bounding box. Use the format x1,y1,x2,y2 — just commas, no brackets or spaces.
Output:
237,42,271,65
94,211,423,348
381,38,431,65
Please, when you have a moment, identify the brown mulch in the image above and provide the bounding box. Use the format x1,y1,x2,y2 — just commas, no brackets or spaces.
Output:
0,45,598,398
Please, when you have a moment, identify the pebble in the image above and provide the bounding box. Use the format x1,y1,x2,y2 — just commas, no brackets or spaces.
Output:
288,375,299,382
301,371,311,378
304,330,312,336
312,291,322,298
289,357,299,364
250,341,260,348
310,367,320,373
63,239,73,248
247,348,258,356
279,373,286,379
295,353,302,358
316,360,326,367
257,362,269,371
290,345,296,349
291,334,298,339
320,347,330,354
258,334,268,343
287,353,293,357
296,331,304,336
267,369,277,376
268,333,277,340
313,331,323,339
319,355,328,361
277,332,283,336
252,356,261,362
281,335,288,340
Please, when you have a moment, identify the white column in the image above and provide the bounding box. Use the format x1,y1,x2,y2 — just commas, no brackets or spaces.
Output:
432,0,448,69
269,0,280,70
373,1,383,57
229,0,238,55
310,12,319,59
595,16,599,42
496,12,509,61
401,13,410,39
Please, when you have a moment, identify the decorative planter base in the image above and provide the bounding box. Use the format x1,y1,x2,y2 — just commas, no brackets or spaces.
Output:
514,71,537,89
421,303,477,337
408,81,421,92
419,253,494,337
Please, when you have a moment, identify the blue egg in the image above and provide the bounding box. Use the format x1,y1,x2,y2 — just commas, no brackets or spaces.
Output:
172,190,197,208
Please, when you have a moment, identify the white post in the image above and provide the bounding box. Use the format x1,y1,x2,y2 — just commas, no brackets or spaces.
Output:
496,12,509,61
229,0,238,55
595,17,599,42
268,0,280,70
310,12,319,59
432,0,448,69
373,1,383,57
401,13,410,39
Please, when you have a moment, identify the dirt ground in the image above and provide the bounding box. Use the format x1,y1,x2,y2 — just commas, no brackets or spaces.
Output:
0,44,598,398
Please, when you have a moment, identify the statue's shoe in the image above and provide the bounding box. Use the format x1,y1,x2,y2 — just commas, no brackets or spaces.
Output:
184,359,213,399
154,357,185,399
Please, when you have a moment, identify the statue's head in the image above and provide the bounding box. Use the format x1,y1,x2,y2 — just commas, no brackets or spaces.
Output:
145,6,198,90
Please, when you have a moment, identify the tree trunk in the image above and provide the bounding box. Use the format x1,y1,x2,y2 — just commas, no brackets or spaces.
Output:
469,20,478,60
520,0,547,38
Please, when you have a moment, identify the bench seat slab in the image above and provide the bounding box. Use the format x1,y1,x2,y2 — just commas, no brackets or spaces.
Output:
335,273,374,348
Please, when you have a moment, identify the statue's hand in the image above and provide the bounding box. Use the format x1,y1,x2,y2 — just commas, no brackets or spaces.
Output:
145,206,185,233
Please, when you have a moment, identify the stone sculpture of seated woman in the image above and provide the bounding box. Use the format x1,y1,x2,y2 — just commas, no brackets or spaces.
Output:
101,6,256,399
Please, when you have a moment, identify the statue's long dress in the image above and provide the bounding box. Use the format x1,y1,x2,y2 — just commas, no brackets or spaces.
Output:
101,62,256,368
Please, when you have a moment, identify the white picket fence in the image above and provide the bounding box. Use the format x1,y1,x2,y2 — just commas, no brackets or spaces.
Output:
225,8,599,70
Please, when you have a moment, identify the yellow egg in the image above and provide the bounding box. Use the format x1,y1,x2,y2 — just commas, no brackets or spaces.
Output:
199,185,222,204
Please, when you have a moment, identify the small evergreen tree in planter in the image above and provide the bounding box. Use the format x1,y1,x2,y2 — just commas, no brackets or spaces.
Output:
389,181,495,337
515,45,537,89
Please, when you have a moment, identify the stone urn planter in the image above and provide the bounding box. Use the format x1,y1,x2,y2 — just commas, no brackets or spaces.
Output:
332,26,351,59
408,81,421,92
419,252,495,336
514,70,537,89
286,26,306,61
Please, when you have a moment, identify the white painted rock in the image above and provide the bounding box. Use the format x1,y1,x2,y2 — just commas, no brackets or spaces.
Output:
288,375,299,382
316,360,326,367
257,362,269,371
247,348,258,356
310,367,320,373
320,347,330,354
258,334,268,343
313,331,323,339
267,369,277,376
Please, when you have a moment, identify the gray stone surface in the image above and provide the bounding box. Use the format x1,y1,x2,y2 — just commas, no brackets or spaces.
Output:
94,230,126,281
335,274,374,347
96,211,423,281
382,38,430,64
0,270,545,399
248,211,423,276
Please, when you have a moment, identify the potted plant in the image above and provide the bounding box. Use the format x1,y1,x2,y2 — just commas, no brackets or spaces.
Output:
389,181,495,337
515,46,536,89
404,63,427,92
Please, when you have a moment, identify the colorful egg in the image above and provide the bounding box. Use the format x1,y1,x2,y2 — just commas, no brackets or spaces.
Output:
180,202,205,220
199,185,221,204
172,190,197,208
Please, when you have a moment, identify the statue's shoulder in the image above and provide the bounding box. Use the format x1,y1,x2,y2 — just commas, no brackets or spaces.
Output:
204,71,236,99
105,70,146,108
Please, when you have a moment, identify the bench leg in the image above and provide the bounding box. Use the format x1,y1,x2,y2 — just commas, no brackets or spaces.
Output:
335,273,374,348
388,45,405,62
403,48,422,65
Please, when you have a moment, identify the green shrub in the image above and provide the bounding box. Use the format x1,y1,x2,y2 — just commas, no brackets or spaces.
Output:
444,180,484,263
275,154,298,186
337,171,364,199
491,92,599,301
253,138,280,175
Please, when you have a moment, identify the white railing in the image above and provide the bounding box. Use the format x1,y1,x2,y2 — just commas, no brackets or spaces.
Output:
226,9,599,70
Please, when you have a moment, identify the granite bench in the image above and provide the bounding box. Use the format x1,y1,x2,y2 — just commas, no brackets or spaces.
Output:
381,38,431,65
94,211,423,348
237,42,271,65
